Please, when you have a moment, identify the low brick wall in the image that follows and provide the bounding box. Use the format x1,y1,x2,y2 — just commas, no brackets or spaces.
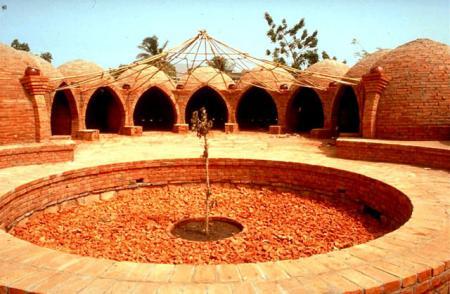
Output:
0,159,412,230
0,142,75,169
336,139,450,170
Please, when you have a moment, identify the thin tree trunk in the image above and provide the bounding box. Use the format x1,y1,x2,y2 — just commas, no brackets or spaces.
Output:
204,135,211,237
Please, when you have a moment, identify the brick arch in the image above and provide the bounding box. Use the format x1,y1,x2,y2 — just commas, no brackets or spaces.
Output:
84,86,126,133
286,87,324,133
184,86,230,130
130,84,179,125
131,86,179,131
237,83,282,113
331,85,361,136
50,83,80,137
236,85,279,131
80,83,127,127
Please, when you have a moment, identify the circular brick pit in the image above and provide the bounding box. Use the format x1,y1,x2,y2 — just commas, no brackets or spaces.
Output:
1,159,412,233
0,158,448,293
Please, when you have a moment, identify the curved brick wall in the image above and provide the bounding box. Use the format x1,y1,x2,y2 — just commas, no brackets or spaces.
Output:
0,158,411,231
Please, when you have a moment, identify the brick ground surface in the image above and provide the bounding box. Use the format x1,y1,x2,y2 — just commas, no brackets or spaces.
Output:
0,132,449,293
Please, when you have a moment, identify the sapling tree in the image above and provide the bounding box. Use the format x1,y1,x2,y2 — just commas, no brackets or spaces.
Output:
190,107,213,236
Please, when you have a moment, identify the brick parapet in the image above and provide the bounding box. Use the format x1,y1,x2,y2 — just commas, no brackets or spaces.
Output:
0,142,75,169
336,138,450,170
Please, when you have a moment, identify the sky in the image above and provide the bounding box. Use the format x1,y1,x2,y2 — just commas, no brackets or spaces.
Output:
0,0,448,69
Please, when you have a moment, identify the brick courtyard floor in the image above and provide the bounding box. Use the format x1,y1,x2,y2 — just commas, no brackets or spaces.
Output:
0,132,449,293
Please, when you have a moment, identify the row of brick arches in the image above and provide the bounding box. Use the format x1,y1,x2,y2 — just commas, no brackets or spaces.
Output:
50,86,360,136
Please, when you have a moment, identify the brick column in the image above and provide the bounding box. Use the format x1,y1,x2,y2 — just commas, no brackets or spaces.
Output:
321,82,339,129
122,84,133,126
272,90,290,128
173,88,189,133
20,67,51,142
224,89,241,132
361,66,389,138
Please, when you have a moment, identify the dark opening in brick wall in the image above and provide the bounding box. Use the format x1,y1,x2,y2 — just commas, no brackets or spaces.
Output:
85,87,124,133
236,87,278,131
185,86,228,130
133,87,175,131
335,86,360,134
286,88,324,133
51,91,72,135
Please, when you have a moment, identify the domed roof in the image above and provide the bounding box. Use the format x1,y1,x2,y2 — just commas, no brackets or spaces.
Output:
0,43,40,144
306,59,349,76
239,64,295,91
15,51,63,88
58,59,112,88
346,50,391,78
117,64,174,91
0,43,38,78
373,39,450,139
58,59,104,76
302,59,349,89
178,66,234,91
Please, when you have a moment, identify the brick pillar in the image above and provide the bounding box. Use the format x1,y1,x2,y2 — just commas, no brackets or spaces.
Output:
173,88,188,124
20,67,51,142
321,82,339,129
361,66,389,138
173,88,189,133
219,88,234,126
122,84,133,126
272,90,290,128
224,89,241,133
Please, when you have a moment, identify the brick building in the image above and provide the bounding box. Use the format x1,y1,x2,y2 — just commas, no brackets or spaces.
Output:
0,38,448,145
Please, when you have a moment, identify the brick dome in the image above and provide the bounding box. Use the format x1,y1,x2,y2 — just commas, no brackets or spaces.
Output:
178,66,234,91
303,59,349,89
58,60,112,88
239,65,295,91
0,44,40,144
346,50,391,78
16,51,63,89
372,39,450,140
117,64,174,91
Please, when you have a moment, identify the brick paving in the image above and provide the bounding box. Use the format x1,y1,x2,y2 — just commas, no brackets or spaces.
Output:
0,132,449,293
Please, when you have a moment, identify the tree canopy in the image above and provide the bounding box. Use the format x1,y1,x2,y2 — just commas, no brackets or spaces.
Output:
40,52,53,63
136,35,176,77
10,39,53,63
136,35,168,60
11,39,30,52
207,56,234,73
264,12,340,69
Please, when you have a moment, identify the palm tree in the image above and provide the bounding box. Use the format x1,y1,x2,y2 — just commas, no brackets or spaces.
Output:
136,35,176,77
136,35,168,60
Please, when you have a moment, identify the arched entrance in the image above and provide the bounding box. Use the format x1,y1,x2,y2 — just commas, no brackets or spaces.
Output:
236,87,278,131
334,86,360,134
185,87,228,130
286,88,324,133
51,91,71,135
85,87,124,133
133,87,175,131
